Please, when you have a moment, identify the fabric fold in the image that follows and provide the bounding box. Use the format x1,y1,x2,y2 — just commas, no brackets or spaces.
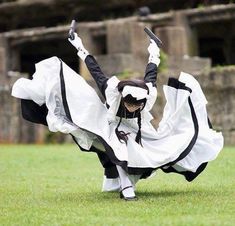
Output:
11,57,224,183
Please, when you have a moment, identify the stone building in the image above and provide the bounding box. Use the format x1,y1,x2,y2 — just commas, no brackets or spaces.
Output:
0,1,234,144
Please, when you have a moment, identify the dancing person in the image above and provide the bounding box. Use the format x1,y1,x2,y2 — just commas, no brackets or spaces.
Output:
12,29,223,201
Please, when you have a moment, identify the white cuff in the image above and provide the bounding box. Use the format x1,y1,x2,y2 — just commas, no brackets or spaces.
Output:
77,47,89,61
148,55,160,66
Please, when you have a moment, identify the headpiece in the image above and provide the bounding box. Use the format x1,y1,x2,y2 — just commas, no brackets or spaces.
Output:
122,86,148,101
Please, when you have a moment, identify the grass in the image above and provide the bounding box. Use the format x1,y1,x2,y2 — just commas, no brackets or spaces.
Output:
0,145,234,226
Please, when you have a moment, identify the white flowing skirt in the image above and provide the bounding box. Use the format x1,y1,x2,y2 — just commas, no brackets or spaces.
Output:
12,57,224,183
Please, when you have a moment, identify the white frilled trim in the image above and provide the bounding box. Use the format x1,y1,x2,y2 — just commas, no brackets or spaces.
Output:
145,82,157,111
105,76,121,122
122,86,148,100
179,72,208,110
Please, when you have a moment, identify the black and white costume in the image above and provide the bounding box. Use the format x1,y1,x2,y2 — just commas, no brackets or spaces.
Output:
11,33,223,199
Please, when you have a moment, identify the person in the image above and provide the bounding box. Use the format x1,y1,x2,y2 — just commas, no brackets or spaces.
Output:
12,30,224,201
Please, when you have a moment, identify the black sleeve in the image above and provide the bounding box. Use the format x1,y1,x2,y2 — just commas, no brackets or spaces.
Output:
144,63,158,87
21,99,48,126
85,55,108,98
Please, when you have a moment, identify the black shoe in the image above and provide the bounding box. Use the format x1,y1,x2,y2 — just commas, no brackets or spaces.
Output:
120,186,138,201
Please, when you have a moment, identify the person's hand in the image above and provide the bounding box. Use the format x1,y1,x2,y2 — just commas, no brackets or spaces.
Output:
68,33,83,50
68,33,89,61
148,39,160,66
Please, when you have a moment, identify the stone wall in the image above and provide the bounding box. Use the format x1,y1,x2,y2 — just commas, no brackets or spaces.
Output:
196,66,235,145
0,86,46,143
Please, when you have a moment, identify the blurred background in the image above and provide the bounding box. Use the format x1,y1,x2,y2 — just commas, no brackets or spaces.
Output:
0,0,234,145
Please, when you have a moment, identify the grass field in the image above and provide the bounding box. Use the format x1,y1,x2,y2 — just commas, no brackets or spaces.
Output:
0,145,234,226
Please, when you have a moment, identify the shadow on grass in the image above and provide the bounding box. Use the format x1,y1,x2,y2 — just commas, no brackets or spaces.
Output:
136,189,208,198
44,188,212,204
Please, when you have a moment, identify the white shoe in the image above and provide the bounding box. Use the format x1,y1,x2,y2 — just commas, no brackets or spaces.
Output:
120,186,137,201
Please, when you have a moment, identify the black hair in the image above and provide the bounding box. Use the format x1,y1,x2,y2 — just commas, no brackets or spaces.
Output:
115,80,149,145
122,94,146,106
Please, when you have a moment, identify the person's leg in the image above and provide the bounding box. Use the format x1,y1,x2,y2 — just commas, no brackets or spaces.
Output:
128,174,141,190
116,165,136,199
102,166,121,192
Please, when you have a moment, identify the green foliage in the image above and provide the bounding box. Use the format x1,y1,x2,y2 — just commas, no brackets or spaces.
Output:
159,50,168,73
213,64,225,73
197,3,205,8
0,145,234,226
212,64,235,73
115,69,135,80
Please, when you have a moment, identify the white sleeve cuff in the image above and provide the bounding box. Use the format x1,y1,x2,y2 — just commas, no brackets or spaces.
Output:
148,56,160,66
77,48,89,61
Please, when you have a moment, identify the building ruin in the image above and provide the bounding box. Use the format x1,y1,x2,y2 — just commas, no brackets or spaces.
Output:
0,2,235,144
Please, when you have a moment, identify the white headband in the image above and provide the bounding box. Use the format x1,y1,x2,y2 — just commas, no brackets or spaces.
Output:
122,85,148,100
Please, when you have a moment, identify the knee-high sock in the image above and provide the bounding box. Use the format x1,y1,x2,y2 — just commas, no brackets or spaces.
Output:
116,165,135,197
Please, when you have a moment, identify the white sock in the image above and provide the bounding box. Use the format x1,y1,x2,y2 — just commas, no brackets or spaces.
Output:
116,165,135,197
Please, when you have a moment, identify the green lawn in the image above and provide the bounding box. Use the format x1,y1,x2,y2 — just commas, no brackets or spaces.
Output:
0,145,234,226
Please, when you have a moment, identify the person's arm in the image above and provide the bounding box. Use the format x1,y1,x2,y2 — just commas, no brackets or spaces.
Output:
84,55,108,98
144,40,160,87
68,33,108,98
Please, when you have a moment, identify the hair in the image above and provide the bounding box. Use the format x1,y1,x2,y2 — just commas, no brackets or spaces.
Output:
115,80,149,145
